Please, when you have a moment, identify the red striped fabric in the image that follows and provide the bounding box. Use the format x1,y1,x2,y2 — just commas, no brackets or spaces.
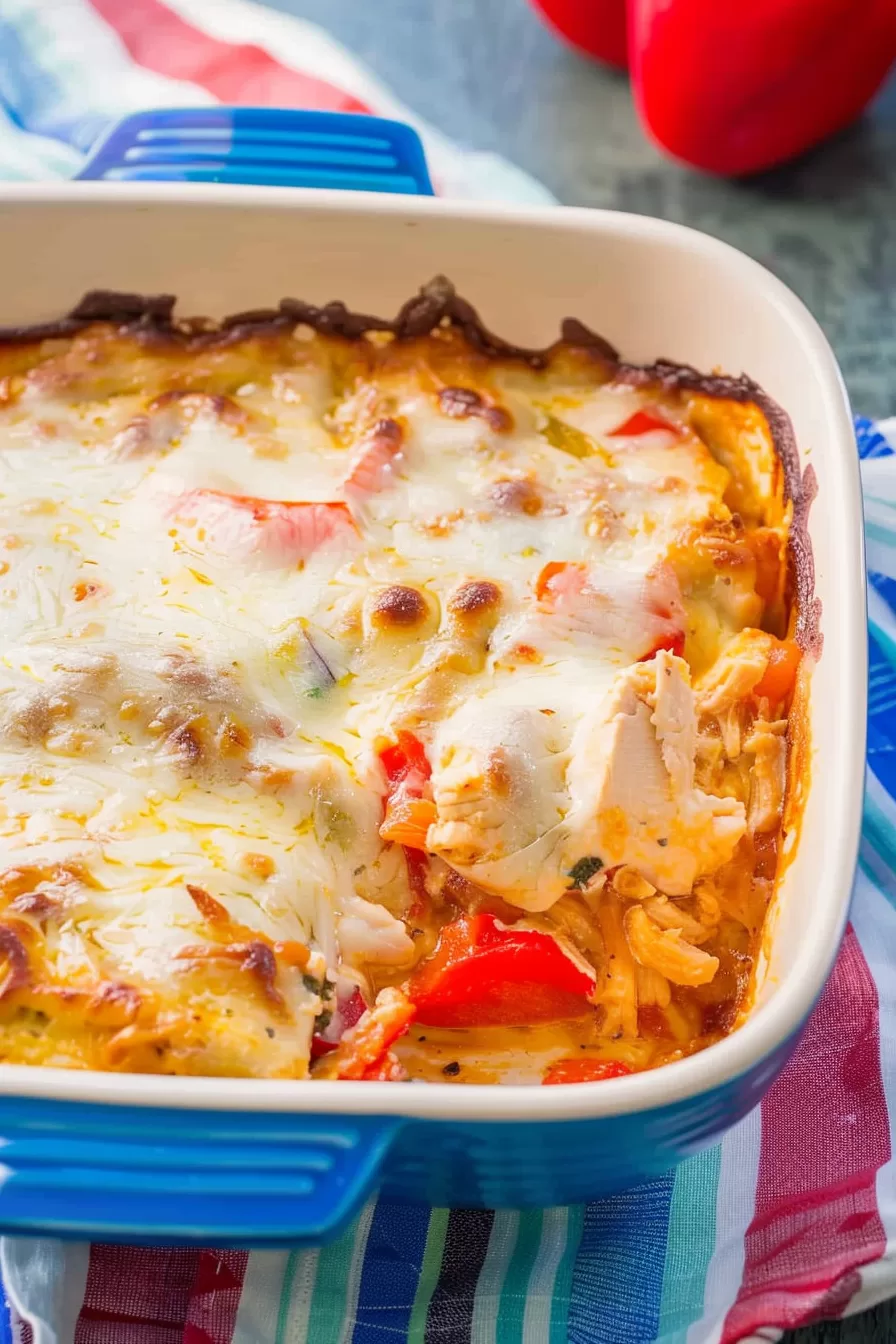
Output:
73,1247,248,1343
184,1252,248,1344
87,0,371,113
722,925,890,1341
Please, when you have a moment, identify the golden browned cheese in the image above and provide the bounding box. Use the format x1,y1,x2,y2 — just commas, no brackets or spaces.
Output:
0,291,810,1084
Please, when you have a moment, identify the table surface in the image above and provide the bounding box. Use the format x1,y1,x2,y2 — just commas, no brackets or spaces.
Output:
265,2,896,1338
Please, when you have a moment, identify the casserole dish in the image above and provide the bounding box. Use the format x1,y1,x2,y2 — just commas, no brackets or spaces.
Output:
0,111,864,1245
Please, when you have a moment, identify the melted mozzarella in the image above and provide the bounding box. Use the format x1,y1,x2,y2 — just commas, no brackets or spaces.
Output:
0,323,759,1076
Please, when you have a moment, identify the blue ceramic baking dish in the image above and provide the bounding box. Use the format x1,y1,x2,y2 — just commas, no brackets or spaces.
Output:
0,108,864,1245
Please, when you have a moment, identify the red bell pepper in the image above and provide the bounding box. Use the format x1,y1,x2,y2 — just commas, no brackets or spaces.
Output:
406,913,596,1028
543,1057,634,1085
607,409,676,438
378,732,436,851
168,489,357,564
753,637,801,705
632,0,896,176
530,0,896,176
330,987,416,1081
529,0,628,70
638,630,685,662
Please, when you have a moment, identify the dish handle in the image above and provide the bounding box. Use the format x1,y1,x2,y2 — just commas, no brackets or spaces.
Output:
75,106,435,195
0,1102,402,1245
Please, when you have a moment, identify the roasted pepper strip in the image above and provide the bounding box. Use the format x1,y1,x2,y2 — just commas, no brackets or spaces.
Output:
754,637,801,705
607,409,676,437
379,732,435,851
170,489,357,564
543,1058,634,1084
639,630,686,661
407,913,596,1028
331,987,416,1081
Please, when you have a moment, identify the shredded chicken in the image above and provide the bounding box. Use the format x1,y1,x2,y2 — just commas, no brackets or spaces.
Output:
597,894,639,1037
565,653,746,898
718,703,749,761
336,893,415,966
624,905,719,987
427,702,568,908
642,894,712,945
696,629,773,716
745,718,788,832
636,965,672,1009
429,652,746,911
692,880,723,932
612,866,656,900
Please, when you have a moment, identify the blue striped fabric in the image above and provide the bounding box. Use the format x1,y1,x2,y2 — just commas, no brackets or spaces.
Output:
568,1175,676,1344
352,1202,433,1344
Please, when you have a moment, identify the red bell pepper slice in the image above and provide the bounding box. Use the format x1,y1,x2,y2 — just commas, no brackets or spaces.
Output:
607,409,676,438
344,418,405,501
638,630,685,661
379,732,436,851
543,1057,634,1085
331,987,416,1081
631,0,896,176
753,637,801,705
407,913,596,1028
168,488,357,564
534,560,587,604
379,731,431,793
529,0,629,70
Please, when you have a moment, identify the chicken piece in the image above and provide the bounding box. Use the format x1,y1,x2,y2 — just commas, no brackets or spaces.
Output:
336,892,416,967
427,702,569,910
696,629,774,717
642,894,711,945
636,965,672,1009
744,718,788,832
597,892,639,1038
611,866,656,900
428,652,744,913
692,880,723,932
624,905,719,987
563,652,746,897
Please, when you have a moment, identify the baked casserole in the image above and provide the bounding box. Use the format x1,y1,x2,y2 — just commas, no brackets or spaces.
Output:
0,279,816,1085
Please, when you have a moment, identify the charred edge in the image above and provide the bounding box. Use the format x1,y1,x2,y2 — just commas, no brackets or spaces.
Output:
0,278,818,651
612,360,820,657
0,277,589,365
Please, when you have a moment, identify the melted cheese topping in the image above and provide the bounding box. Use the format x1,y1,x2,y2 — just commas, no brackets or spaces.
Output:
0,318,795,1080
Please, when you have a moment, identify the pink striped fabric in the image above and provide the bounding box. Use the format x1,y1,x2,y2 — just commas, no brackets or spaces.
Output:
723,925,890,1340
73,1248,248,1344
77,1247,202,1342
87,0,371,113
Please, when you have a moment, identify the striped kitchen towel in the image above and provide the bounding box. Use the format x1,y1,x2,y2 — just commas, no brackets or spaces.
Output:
0,0,894,1341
